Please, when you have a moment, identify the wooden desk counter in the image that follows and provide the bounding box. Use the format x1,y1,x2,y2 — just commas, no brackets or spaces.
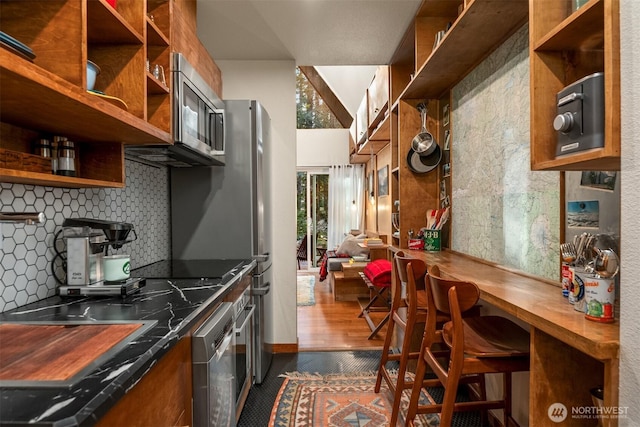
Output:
390,247,620,427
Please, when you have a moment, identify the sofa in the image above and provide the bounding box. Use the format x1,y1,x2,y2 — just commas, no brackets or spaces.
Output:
318,231,388,301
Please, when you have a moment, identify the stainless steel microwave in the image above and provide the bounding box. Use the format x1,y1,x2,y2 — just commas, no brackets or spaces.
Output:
126,53,225,167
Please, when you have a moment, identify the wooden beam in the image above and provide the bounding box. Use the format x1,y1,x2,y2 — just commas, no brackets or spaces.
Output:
298,66,353,128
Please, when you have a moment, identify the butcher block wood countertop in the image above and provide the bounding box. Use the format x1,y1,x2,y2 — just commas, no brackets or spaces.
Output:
389,247,620,427
0,323,143,382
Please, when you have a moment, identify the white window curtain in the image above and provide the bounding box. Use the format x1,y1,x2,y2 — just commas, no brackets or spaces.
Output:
327,164,365,250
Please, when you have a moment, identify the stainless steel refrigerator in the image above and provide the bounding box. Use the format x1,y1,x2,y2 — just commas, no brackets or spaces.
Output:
171,100,273,384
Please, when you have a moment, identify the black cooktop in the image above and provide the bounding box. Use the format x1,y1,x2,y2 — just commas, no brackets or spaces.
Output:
132,259,246,281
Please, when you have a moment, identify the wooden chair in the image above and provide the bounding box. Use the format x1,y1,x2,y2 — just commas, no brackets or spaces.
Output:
296,235,308,269
374,253,448,426
405,265,530,427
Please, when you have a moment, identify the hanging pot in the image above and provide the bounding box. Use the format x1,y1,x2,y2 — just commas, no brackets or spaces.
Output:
407,144,442,174
411,103,437,156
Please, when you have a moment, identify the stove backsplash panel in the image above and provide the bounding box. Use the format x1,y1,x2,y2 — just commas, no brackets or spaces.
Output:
0,160,170,313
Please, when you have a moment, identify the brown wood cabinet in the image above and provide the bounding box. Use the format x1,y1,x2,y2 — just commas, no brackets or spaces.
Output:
358,66,391,159
96,336,193,427
171,0,223,98
367,65,389,133
146,0,172,133
0,0,174,188
355,94,368,146
529,0,620,171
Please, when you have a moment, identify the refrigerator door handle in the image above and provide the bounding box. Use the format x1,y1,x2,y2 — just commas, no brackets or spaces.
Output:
252,282,270,296
253,253,269,262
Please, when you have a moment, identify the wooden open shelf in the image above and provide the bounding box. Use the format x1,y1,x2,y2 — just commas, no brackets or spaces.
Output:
358,113,391,157
533,0,605,51
368,113,390,142
146,72,170,94
401,0,528,99
0,169,124,189
147,17,170,47
87,0,144,44
0,51,171,145
349,149,370,164
529,0,620,171
0,0,176,188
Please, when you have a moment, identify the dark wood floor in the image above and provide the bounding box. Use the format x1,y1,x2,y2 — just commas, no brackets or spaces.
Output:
297,271,389,351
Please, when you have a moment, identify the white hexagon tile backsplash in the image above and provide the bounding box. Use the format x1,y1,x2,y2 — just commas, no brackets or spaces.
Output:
0,160,171,312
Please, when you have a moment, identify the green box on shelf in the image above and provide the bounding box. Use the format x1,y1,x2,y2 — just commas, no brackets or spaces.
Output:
423,230,441,252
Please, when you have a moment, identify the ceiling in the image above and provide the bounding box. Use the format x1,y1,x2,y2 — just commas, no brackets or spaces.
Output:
196,0,423,66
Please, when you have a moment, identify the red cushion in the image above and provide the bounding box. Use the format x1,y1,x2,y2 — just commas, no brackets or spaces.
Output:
363,259,392,287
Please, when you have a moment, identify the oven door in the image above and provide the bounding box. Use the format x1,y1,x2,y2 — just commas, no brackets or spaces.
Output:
193,303,236,427
234,303,255,408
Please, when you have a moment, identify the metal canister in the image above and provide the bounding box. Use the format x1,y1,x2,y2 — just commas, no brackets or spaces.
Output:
569,266,586,312
33,138,54,174
584,276,616,323
55,136,76,177
33,138,52,158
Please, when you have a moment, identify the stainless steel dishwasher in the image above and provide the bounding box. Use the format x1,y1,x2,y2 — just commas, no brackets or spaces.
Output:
192,302,236,427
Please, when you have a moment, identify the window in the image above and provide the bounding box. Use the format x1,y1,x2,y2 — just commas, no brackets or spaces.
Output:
296,67,342,129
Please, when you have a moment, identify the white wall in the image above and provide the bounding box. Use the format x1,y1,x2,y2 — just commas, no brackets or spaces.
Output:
315,66,377,116
297,128,350,167
619,1,640,423
217,60,298,346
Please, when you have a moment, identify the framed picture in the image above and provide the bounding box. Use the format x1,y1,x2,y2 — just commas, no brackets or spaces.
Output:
442,163,451,177
377,166,389,197
367,171,375,204
441,195,450,208
567,200,600,228
444,129,451,150
442,103,450,127
580,171,617,191
439,179,447,200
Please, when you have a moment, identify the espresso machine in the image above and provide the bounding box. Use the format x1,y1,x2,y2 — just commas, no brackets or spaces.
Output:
54,218,145,296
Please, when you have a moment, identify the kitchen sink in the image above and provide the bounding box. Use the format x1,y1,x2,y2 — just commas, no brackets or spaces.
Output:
0,320,156,388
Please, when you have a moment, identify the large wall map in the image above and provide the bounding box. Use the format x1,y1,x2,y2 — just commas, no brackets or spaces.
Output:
451,24,560,281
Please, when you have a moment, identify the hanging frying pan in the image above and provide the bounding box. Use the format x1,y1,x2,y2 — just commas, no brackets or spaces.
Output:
407,143,442,174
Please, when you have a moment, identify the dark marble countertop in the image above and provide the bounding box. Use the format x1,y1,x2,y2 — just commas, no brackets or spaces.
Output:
0,259,255,427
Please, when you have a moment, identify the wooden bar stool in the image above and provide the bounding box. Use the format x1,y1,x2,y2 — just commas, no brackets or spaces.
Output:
358,271,391,339
405,265,530,427
374,253,448,426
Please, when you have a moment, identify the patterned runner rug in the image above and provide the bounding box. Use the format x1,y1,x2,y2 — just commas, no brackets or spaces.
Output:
297,275,316,306
269,371,440,426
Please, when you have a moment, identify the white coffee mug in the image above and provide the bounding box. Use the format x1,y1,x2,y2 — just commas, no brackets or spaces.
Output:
104,255,131,282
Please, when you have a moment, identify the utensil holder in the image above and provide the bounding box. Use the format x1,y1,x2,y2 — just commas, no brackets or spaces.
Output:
423,230,441,252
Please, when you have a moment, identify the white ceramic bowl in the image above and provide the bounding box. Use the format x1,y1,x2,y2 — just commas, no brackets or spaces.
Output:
87,60,101,91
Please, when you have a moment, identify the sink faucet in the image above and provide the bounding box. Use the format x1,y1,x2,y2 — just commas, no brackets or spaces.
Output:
0,212,45,225
0,212,45,250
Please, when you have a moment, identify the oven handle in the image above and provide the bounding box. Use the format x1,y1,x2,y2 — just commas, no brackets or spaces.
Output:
214,329,234,362
235,304,256,336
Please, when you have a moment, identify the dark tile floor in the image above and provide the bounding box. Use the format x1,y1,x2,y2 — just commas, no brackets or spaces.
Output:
237,350,487,427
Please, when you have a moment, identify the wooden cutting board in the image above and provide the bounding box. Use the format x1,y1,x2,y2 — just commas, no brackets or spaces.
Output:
0,323,143,382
